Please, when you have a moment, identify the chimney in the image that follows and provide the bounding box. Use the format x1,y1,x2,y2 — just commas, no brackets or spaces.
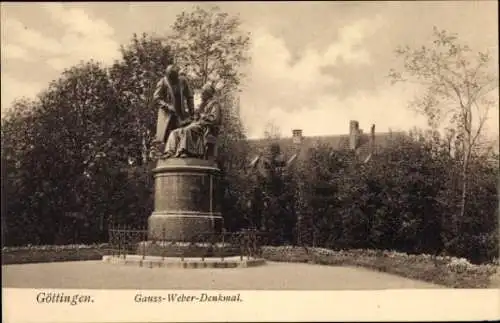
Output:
370,124,375,152
349,120,359,150
292,129,303,144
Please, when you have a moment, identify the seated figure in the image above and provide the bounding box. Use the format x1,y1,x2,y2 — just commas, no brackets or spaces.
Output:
163,83,221,159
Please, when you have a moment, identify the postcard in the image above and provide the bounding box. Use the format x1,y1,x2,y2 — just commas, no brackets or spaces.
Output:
2,1,499,322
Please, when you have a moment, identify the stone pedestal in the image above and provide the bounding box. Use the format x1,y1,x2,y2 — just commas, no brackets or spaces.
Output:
148,158,223,242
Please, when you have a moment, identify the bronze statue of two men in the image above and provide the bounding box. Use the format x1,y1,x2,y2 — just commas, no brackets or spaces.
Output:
152,64,221,160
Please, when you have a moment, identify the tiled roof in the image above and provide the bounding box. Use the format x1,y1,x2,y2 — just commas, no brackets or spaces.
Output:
248,131,406,162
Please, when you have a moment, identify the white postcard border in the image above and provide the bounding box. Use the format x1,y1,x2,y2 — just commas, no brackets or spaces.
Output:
3,288,499,322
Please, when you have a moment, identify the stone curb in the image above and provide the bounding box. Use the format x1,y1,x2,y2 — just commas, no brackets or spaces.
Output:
102,255,266,269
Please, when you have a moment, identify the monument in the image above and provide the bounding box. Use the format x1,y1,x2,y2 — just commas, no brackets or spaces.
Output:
104,64,265,267
148,67,223,243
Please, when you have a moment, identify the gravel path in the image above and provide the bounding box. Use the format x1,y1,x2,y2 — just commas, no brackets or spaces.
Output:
2,260,442,290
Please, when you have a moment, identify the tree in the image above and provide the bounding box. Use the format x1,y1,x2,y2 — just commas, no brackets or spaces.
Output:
1,61,130,245
2,99,45,245
165,5,251,93
388,27,499,236
109,33,174,166
263,121,283,141
245,124,297,244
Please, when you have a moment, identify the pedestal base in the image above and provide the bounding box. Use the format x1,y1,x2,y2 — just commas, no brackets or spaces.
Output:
102,255,267,269
136,241,239,257
148,212,223,241
148,158,223,242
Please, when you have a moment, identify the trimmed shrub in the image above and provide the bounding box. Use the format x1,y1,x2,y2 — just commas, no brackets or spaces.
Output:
2,244,108,265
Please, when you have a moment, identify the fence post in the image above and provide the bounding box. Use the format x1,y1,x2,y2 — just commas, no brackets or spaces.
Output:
124,225,129,259
142,227,146,260
162,226,166,262
117,224,121,258
252,231,257,259
180,237,184,262
109,226,114,258
239,233,244,261
180,227,185,262
246,234,250,260
221,231,225,262
115,224,119,258
123,225,127,258
212,232,216,259
122,225,127,259
201,234,205,262
120,224,124,258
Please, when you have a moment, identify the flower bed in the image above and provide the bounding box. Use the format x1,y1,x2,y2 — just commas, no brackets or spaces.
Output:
2,244,109,265
3,243,498,288
261,246,499,288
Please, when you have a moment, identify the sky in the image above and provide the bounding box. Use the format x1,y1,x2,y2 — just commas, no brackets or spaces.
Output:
1,1,498,139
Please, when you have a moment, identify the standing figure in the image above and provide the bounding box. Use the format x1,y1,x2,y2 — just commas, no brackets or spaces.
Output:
152,64,195,151
164,83,221,159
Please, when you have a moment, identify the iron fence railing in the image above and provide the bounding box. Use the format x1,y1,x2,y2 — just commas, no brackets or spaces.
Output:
106,226,269,261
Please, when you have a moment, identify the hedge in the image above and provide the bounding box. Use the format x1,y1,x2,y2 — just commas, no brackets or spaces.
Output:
1,244,108,265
